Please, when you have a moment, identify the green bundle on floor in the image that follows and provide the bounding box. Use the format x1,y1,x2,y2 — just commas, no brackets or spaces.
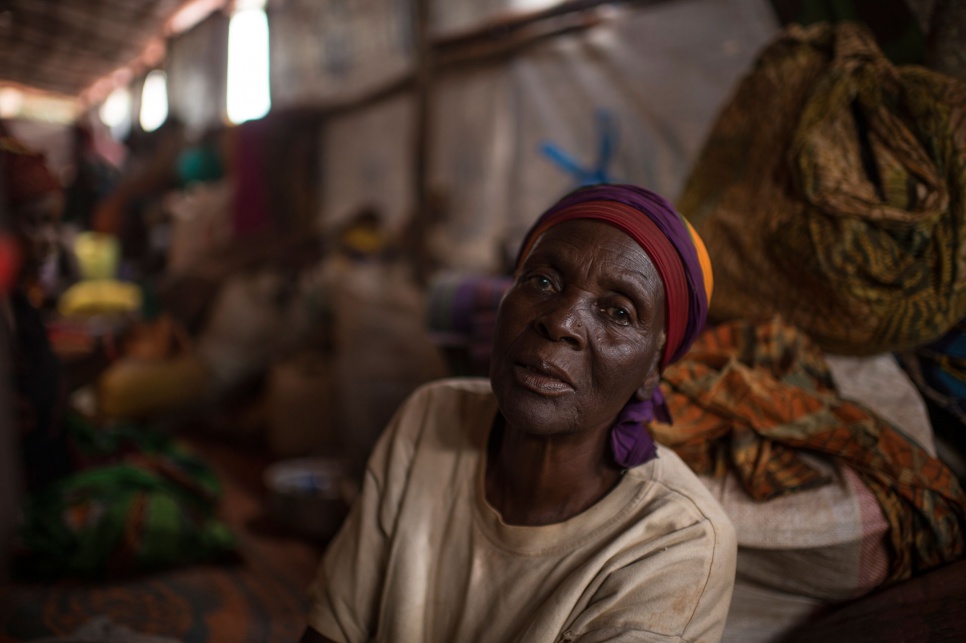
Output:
15,416,237,579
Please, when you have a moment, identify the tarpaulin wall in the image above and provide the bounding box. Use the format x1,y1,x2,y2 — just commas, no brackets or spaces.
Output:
269,0,414,109
278,0,779,273
433,0,779,270
160,0,778,273
165,12,229,139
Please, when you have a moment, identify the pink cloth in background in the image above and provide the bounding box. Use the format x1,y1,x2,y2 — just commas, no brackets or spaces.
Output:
231,120,271,238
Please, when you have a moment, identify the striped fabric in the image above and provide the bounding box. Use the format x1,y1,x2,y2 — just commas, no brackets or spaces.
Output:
426,273,512,375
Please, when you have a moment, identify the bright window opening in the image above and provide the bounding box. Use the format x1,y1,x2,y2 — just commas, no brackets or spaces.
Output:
510,0,559,12
227,5,271,124
0,87,24,118
139,70,169,132
99,86,132,138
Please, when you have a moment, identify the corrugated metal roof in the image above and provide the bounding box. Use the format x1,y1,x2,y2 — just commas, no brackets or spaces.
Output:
0,0,187,96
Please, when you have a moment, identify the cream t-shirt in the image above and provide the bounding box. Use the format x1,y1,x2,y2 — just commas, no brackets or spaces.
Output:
308,378,736,643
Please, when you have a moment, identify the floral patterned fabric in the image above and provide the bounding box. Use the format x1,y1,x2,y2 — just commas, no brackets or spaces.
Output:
651,316,966,585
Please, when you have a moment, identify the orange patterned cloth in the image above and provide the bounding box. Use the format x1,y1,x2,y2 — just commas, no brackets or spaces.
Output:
651,316,966,585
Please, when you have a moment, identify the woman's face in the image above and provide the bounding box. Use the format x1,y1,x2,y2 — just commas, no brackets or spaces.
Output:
490,219,666,438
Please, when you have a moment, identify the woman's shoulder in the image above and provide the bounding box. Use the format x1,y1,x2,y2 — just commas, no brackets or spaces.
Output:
401,377,495,420
623,445,736,545
381,377,497,449
364,378,495,505
411,376,494,399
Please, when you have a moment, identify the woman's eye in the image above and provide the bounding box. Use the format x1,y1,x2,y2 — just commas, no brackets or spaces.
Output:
603,306,632,325
529,275,553,291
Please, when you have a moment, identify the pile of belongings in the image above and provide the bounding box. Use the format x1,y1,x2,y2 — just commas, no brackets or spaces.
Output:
13,415,236,579
678,21,966,356
652,316,966,587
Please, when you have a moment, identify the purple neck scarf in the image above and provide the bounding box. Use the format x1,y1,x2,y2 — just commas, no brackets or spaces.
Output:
610,389,671,469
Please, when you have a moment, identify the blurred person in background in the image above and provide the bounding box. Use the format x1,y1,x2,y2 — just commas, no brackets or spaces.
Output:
0,128,73,493
61,122,120,234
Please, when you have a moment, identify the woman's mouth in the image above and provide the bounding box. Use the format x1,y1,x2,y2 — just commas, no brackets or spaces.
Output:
511,362,574,395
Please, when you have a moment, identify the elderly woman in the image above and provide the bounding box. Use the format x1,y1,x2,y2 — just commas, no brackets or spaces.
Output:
301,184,737,643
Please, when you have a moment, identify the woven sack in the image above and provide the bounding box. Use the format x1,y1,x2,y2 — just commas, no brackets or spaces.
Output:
679,22,966,354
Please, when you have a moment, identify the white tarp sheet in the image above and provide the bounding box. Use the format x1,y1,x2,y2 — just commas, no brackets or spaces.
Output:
428,0,779,272
429,67,516,271
165,13,228,137
430,0,564,37
318,0,778,272
270,0,413,109
319,94,416,233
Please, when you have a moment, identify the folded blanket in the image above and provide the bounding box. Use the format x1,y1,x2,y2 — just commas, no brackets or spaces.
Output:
651,316,966,585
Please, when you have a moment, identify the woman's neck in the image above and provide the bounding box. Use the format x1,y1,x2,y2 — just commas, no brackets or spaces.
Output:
485,415,622,526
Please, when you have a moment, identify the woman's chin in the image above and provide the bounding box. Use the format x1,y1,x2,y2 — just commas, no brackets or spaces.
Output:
495,393,577,438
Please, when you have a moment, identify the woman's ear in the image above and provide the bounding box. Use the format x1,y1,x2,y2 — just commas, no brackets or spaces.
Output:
633,365,661,402
635,329,665,402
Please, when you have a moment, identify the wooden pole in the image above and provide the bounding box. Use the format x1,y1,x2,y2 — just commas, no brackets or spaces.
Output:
411,0,433,285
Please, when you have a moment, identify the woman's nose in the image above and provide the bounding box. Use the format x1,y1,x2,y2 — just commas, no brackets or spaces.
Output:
535,295,587,348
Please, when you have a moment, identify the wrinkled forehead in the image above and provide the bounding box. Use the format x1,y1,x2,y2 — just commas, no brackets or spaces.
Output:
521,219,666,295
